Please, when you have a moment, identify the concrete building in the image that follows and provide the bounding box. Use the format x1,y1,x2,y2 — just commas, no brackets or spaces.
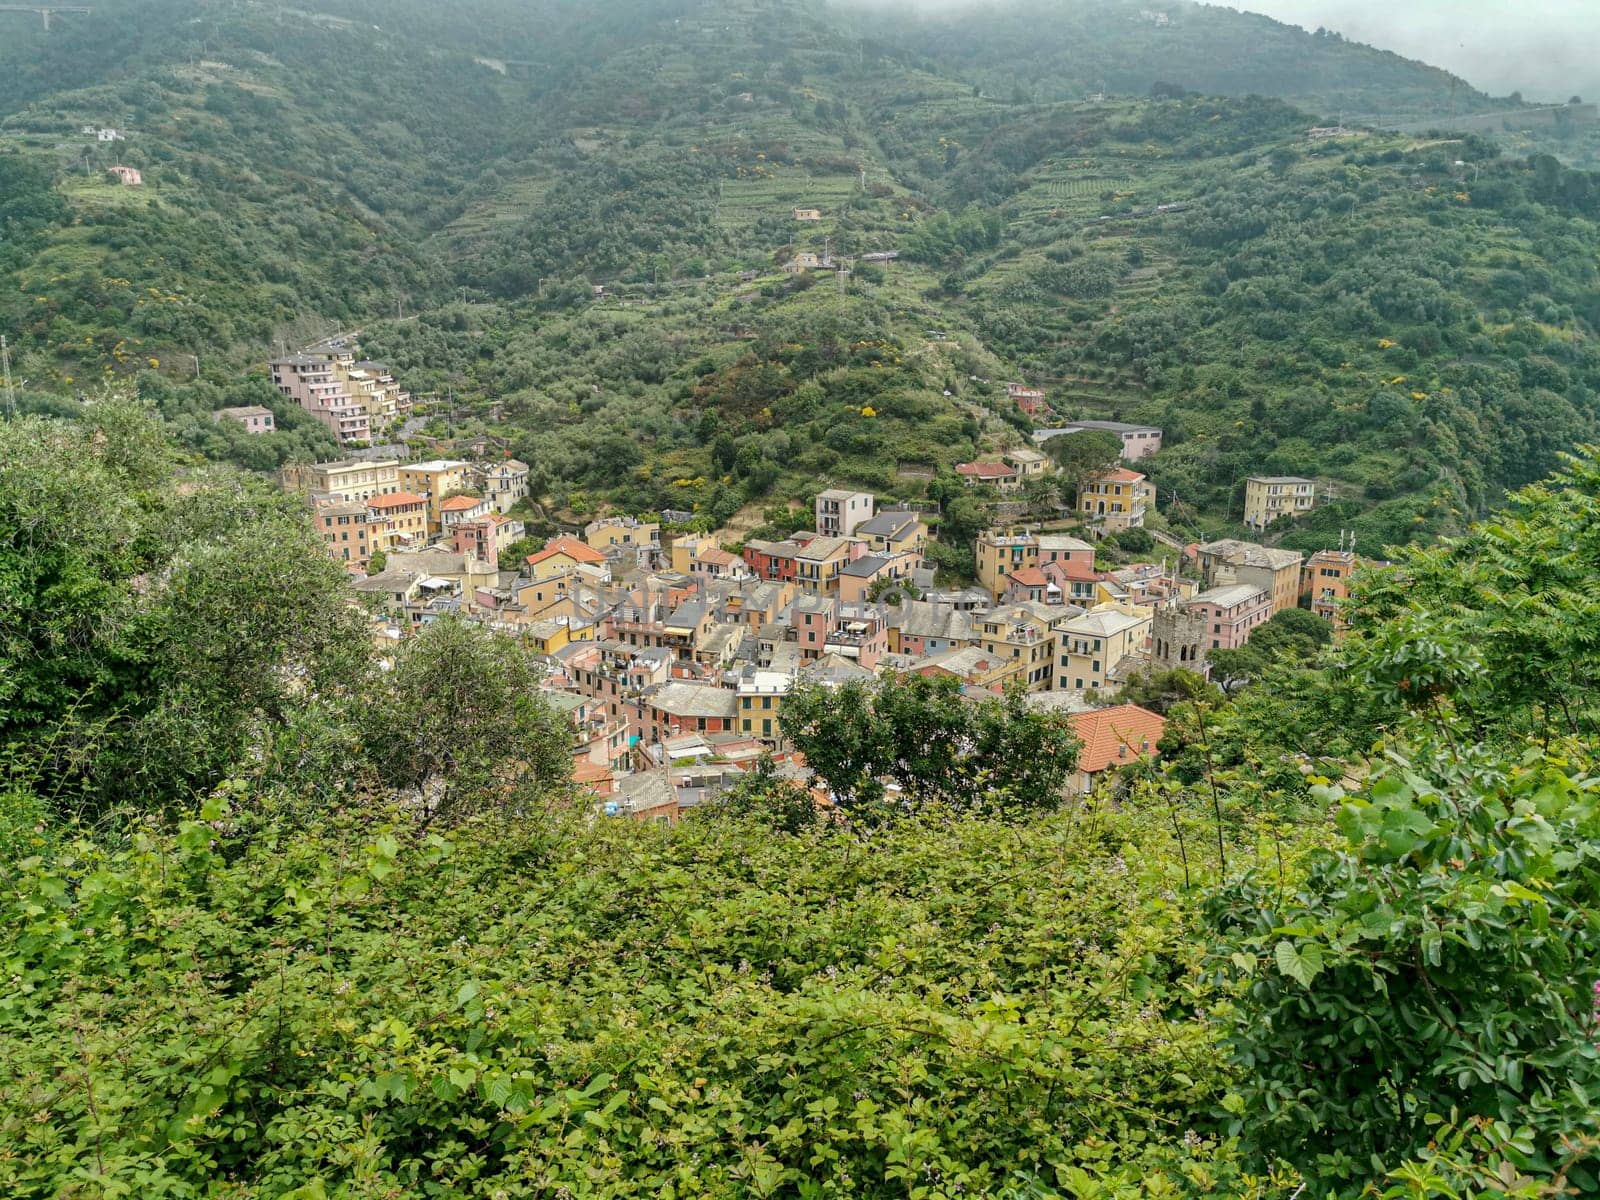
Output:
1053,605,1151,694
1243,476,1316,531
1303,548,1359,631
815,489,875,537
314,499,373,567
398,460,473,531
271,353,369,445
1194,540,1304,616
475,458,530,514
976,530,1040,600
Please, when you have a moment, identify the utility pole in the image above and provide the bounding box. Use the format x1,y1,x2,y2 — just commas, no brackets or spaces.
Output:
191,353,200,379
1,334,14,418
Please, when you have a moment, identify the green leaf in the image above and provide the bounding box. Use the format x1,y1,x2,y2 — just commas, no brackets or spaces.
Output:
1274,939,1324,988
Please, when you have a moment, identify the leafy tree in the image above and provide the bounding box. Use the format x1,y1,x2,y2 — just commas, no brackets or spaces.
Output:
1207,750,1600,1194
707,753,820,835
781,674,1079,821
1114,668,1221,715
360,617,571,825
1042,429,1124,497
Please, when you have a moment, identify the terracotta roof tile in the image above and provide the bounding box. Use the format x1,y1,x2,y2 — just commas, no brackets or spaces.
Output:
1069,704,1167,775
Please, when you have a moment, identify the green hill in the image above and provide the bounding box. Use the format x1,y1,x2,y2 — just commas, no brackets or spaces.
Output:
2,0,1599,547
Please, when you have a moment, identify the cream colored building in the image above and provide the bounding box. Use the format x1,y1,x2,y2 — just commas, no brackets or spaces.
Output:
1243,476,1316,531
1052,604,1151,694
282,458,400,504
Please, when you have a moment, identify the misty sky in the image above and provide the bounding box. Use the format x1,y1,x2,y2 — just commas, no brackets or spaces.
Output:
1211,1,1599,103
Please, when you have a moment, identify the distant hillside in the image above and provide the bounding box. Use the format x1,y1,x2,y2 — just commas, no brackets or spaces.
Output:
843,0,1496,121
3,0,1600,553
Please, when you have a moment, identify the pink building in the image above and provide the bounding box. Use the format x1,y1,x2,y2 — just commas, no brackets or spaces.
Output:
452,514,525,569
270,353,369,446
213,405,275,434
825,604,888,670
790,594,840,661
1187,583,1271,651
107,165,142,186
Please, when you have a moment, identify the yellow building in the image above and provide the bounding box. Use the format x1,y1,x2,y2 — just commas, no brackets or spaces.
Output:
283,458,399,503
585,517,661,551
365,491,429,552
526,536,609,582
1078,469,1150,533
737,672,791,744
1243,476,1316,531
398,460,473,531
975,530,1040,600
975,603,1057,692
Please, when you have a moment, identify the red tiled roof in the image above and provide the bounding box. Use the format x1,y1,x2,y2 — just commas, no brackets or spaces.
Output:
528,536,608,567
1069,705,1167,775
1094,468,1146,484
440,494,485,512
367,491,426,509
1007,566,1049,587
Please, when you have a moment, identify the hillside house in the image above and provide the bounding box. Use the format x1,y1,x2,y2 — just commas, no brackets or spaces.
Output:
1007,382,1049,417
1302,548,1358,631
365,491,429,552
1195,539,1304,615
856,510,927,563
213,405,274,433
976,530,1040,599
1067,705,1167,794
1243,476,1316,531
107,165,142,186
314,499,373,567
398,460,473,530
815,489,875,537
439,494,493,528
793,208,822,221
1188,583,1271,651
1002,446,1051,479
956,461,1021,492
1079,468,1150,533
282,458,398,503
1054,605,1151,694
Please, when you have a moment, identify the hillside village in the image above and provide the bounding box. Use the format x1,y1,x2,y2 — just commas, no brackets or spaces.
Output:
265,348,1369,823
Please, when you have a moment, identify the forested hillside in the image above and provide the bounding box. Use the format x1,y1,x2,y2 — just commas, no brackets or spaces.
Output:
2,0,1598,548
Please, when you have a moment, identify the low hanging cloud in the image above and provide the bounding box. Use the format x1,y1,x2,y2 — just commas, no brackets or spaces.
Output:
1200,0,1596,103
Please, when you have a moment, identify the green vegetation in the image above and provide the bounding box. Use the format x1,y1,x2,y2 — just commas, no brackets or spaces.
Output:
7,406,1600,1196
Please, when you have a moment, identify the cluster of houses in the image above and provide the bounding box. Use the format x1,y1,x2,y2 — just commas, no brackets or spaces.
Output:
283,455,531,568
263,357,1348,822
285,474,1227,820
269,344,413,446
